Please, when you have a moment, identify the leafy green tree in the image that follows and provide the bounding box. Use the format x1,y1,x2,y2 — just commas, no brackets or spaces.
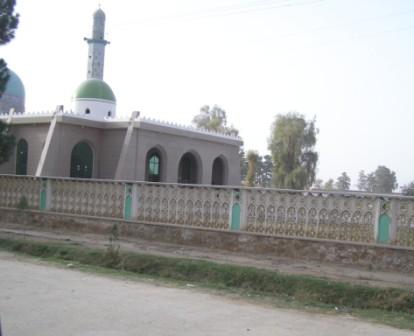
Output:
357,167,397,194
256,154,273,187
245,150,259,187
323,178,334,191
241,152,273,187
269,112,318,190
401,182,414,196
0,0,19,44
335,172,351,191
0,59,9,95
0,120,15,164
366,173,377,192
367,166,398,193
357,170,368,191
192,105,238,135
240,148,248,181
0,1,18,162
0,0,19,95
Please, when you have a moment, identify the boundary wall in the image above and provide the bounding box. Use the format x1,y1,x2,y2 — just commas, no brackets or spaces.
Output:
0,174,414,248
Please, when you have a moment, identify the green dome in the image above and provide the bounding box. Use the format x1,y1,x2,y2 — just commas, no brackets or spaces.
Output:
3,70,25,98
74,79,116,102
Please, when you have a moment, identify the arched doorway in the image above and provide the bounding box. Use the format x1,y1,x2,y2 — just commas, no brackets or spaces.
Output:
211,156,227,185
70,142,93,178
146,148,162,182
178,152,199,184
16,139,28,175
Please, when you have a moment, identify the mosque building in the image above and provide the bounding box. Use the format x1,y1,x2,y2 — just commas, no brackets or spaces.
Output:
0,8,242,185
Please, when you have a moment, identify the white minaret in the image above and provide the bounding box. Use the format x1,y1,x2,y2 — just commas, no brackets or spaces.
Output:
84,8,109,80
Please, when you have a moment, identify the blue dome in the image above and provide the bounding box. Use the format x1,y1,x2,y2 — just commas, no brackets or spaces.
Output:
3,70,25,98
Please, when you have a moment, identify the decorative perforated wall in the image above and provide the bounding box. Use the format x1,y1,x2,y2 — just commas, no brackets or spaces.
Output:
0,175,413,247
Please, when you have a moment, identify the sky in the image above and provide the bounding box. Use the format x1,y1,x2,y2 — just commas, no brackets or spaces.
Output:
2,0,414,189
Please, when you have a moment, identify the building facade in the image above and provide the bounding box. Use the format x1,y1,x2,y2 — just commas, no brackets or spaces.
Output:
0,8,242,185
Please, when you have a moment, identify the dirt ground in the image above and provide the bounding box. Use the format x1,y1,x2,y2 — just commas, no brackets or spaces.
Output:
0,251,413,336
0,227,413,290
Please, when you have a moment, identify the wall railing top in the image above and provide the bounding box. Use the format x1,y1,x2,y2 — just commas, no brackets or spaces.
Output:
1,174,413,201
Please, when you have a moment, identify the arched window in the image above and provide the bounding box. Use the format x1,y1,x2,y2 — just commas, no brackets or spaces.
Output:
147,153,161,182
70,142,93,178
145,147,163,182
211,156,226,185
16,139,28,175
85,108,90,114
178,152,199,184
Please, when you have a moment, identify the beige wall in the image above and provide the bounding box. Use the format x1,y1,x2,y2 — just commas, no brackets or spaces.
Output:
0,124,49,175
0,119,242,185
41,123,102,178
99,129,125,179
134,128,240,184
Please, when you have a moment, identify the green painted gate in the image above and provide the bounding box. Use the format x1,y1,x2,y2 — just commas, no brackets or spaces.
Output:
378,213,390,244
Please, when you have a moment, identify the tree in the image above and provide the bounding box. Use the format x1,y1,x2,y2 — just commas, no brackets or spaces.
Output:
192,105,238,135
0,59,9,95
269,112,318,190
401,181,414,196
365,172,377,192
0,0,19,163
357,170,368,191
357,167,398,194
241,152,273,187
0,120,15,164
0,0,19,44
245,150,259,187
240,148,248,182
335,172,351,191
312,178,323,189
256,154,273,187
369,166,398,193
323,178,334,191
0,0,19,95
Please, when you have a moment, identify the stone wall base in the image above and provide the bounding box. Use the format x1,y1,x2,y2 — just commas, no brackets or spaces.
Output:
1,207,413,273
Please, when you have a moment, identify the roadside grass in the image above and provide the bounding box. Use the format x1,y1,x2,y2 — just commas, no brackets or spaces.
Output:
0,237,413,330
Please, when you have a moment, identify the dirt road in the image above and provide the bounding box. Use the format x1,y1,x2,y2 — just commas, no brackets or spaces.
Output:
0,251,411,336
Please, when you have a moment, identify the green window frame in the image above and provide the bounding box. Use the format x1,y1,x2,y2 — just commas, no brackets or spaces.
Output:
149,155,160,176
147,153,161,182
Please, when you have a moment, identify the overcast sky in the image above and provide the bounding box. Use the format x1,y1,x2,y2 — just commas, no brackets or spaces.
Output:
2,0,414,188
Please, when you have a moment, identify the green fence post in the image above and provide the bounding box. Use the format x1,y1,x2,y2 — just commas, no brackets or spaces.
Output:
39,178,48,211
378,213,390,244
124,183,133,220
230,190,241,231
377,200,391,244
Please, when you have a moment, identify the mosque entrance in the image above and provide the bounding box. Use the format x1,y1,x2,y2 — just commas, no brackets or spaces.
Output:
70,142,93,178
178,152,198,184
16,139,28,175
211,157,226,185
